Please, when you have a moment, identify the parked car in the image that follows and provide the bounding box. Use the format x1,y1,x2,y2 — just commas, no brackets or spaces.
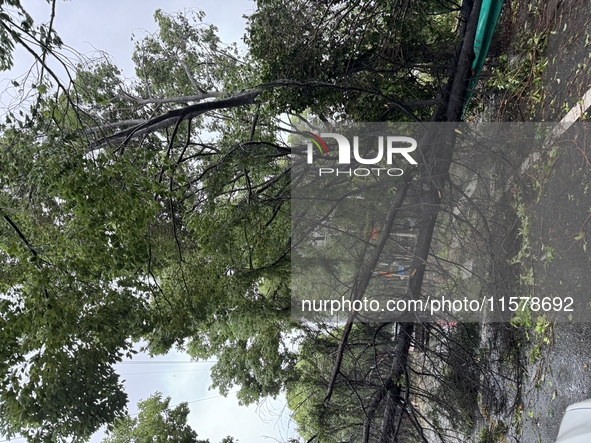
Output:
555,398,591,442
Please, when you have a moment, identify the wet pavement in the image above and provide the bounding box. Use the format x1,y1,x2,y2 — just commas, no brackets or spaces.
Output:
501,0,591,441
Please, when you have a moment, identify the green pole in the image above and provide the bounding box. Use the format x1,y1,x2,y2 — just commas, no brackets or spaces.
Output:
462,0,505,117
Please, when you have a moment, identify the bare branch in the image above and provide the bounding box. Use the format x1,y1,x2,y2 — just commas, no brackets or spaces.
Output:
116,90,224,106
84,119,147,133
324,174,413,405
90,90,261,150
178,58,206,93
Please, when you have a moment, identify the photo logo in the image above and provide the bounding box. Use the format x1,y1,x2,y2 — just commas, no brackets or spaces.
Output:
303,132,329,155
305,133,418,165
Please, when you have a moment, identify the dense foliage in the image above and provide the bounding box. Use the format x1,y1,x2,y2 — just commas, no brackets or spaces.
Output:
102,393,210,443
0,1,493,442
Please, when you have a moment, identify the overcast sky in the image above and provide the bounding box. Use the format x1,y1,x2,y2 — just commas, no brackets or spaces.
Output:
0,0,255,109
0,1,297,442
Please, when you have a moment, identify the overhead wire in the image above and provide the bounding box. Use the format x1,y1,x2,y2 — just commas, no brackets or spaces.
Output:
129,391,237,416
118,368,211,376
115,360,216,364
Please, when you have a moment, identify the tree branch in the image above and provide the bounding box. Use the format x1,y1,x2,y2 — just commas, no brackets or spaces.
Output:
323,174,413,405
85,119,147,133
116,90,223,106
90,90,261,150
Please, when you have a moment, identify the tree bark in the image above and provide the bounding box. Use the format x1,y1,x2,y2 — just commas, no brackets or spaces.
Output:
90,90,261,150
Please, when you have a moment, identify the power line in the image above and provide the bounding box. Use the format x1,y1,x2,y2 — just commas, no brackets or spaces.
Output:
129,392,236,416
115,360,216,365
185,394,229,405
118,368,211,376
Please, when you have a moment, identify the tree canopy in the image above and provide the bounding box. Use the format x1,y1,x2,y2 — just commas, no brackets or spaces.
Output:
0,0,509,442
0,0,62,71
102,393,212,443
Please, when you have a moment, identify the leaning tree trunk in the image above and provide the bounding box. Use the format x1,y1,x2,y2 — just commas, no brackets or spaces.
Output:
315,0,484,442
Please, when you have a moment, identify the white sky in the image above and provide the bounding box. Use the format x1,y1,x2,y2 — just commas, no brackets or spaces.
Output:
104,345,296,443
0,0,255,109
0,1,298,442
